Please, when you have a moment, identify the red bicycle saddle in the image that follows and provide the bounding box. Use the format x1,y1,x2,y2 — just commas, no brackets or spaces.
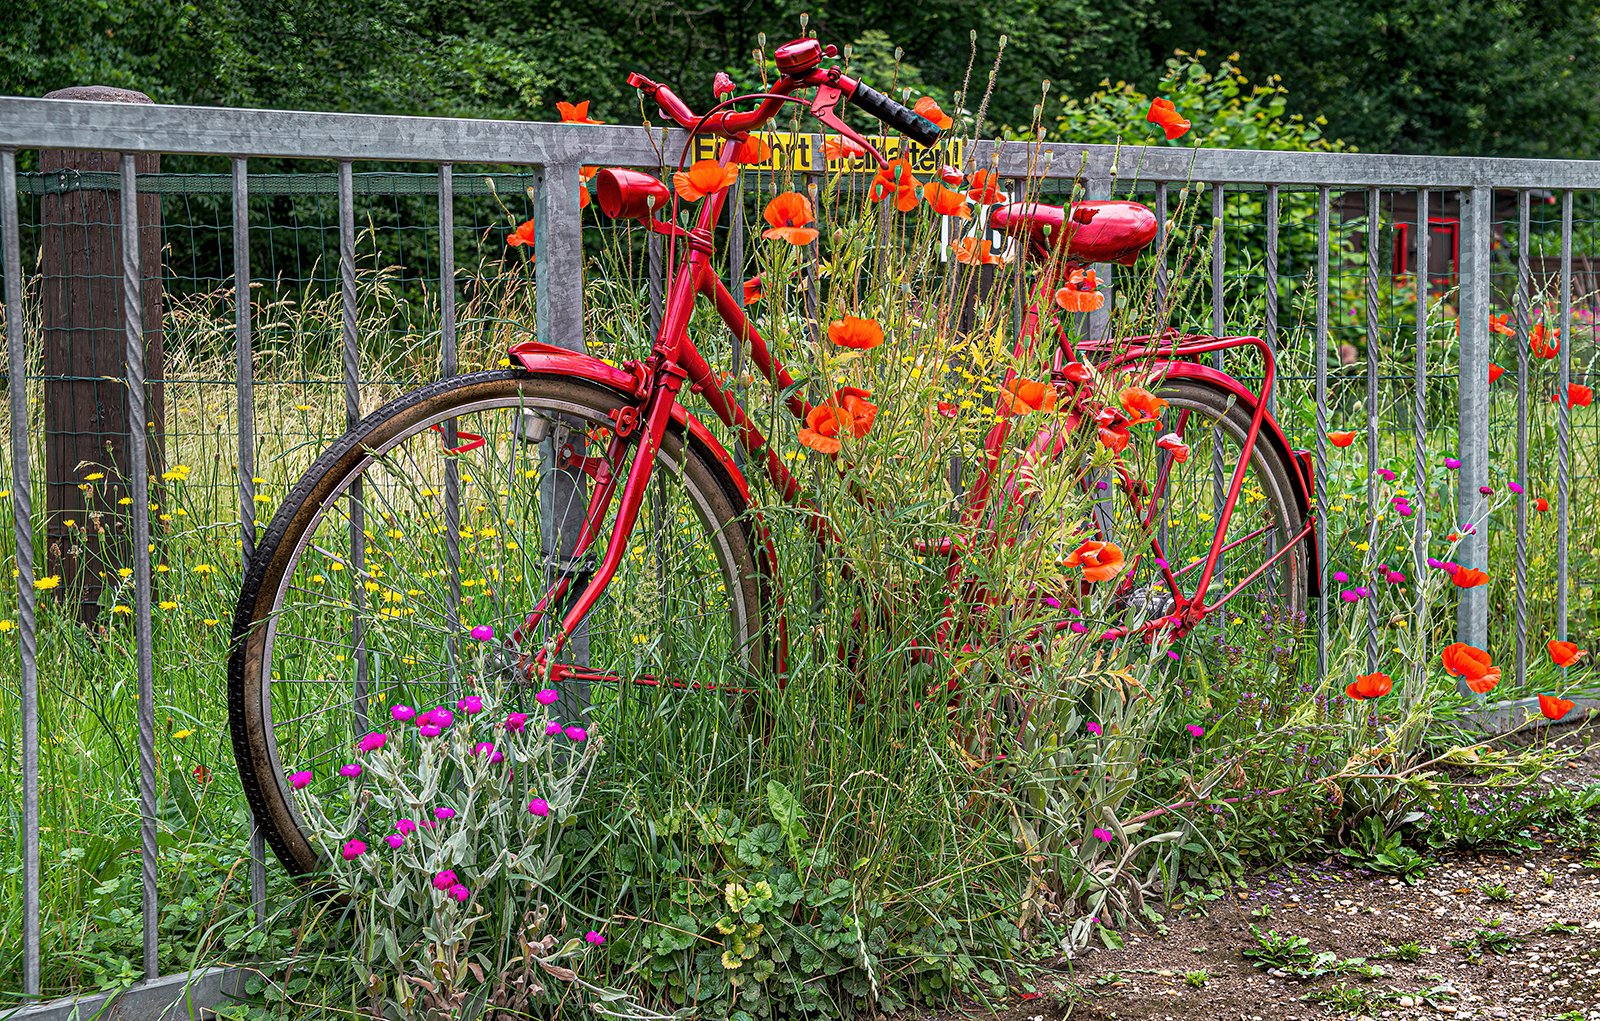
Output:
990,200,1158,266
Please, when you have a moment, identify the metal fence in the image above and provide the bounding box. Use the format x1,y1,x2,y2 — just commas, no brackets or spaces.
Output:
0,94,1597,1014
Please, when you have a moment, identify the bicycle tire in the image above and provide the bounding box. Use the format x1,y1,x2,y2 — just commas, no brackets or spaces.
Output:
228,369,767,875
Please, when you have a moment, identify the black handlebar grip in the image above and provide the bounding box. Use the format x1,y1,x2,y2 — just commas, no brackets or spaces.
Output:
849,81,942,147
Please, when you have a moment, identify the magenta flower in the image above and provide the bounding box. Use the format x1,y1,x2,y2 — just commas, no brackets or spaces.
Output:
469,624,494,642
1444,457,1462,469
419,723,442,738
1086,721,1103,736
457,695,484,715
1478,485,1493,496
358,731,387,753
1426,557,1444,569
385,833,404,850
289,770,312,789
1386,571,1406,583
1339,590,1359,603
536,688,560,706
339,763,362,778
1069,622,1088,634
341,839,367,860
584,930,605,946
1091,827,1113,843
1509,481,1525,494
390,704,416,723
1376,468,1396,481
433,870,458,891
428,707,455,729
564,725,588,743
473,741,494,755
545,721,562,736
1397,504,1414,517
434,807,456,822
505,712,528,732
396,818,418,834
528,797,550,817
448,883,470,903
1186,723,1205,738
1333,570,1349,583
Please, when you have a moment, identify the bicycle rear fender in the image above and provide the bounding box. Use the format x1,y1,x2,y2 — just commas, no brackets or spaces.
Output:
508,340,789,671
1148,359,1323,596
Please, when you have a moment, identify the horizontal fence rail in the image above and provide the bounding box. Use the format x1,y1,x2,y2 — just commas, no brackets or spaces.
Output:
1,94,1597,1014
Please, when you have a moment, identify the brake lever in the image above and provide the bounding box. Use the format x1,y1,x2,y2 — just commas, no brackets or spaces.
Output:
810,83,888,168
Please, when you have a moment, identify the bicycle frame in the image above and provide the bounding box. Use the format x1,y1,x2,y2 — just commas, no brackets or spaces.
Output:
518,122,1318,680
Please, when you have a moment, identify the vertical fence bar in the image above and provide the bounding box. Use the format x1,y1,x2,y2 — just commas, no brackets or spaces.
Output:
1263,185,1279,416
1364,188,1380,671
439,164,461,673
1153,182,1169,314
1456,186,1492,654
339,161,369,725
1086,175,1112,340
1315,187,1330,679
121,152,160,980
3,147,42,999
1210,183,1226,583
534,162,591,705
231,156,268,926
1514,191,1531,687
1557,190,1572,640
1412,190,1429,606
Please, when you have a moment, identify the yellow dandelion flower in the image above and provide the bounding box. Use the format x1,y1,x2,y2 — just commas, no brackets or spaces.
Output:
203,618,219,626
194,564,214,574
173,729,193,739
112,605,133,616
159,600,178,610
118,567,133,579
161,464,192,482
117,497,133,506
33,575,61,590
85,472,105,481
0,619,14,632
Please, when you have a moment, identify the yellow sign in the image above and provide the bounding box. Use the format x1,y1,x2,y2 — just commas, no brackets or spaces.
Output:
688,132,965,176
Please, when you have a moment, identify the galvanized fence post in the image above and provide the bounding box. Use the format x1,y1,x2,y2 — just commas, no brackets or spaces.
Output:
1456,186,1492,656
3,146,42,999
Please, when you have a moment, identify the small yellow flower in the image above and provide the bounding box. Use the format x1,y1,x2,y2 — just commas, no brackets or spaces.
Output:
155,564,170,573
0,490,9,499
194,564,214,574
85,472,105,481
295,404,313,412
118,567,134,579
33,575,61,591
173,729,193,740
159,600,178,611
63,518,76,527
112,605,133,616
310,573,325,583
118,497,134,506
253,494,271,504
161,464,192,482
251,476,267,485
0,619,14,632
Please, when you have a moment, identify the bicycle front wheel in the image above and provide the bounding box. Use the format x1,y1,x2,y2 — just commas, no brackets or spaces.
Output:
229,370,768,875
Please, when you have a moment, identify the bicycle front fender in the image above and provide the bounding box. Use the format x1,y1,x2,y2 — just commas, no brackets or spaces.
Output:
1146,359,1323,597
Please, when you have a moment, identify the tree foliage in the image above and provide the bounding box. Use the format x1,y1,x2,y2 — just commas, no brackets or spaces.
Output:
4,0,1597,158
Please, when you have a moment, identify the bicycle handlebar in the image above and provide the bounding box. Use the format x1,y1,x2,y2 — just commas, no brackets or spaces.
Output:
629,39,942,149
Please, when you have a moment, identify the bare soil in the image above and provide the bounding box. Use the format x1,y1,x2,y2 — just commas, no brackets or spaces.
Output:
936,725,1600,1021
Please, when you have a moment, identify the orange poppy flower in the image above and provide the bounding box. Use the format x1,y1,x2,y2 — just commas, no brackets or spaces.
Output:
966,169,1008,205
869,157,922,213
913,96,954,130
1328,431,1357,447
506,218,537,248
743,275,764,306
1055,269,1105,312
921,179,972,219
998,376,1058,416
1065,539,1126,583
1345,672,1393,700
828,316,885,350
1538,692,1576,721
1119,386,1167,425
1451,567,1488,589
824,135,868,161
1553,383,1594,408
1156,432,1190,463
556,101,604,124
673,159,739,202
1536,497,1550,512
1531,322,1560,359
1440,642,1500,694
1489,363,1505,384
1548,639,1587,667
834,387,878,437
1488,313,1514,336
761,192,819,246
952,238,1007,265
797,404,849,454
1145,97,1191,140
578,186,591,210
1098,423,1131,453
733,135,773,165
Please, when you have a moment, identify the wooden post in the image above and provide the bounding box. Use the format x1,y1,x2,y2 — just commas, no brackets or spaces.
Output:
39,86,165,620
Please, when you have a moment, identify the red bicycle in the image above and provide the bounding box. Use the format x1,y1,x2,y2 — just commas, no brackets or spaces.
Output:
230,37,1318,874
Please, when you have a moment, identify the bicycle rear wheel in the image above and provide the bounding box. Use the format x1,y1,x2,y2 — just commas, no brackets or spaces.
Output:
1104,376,1310,631
229,370,768,875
